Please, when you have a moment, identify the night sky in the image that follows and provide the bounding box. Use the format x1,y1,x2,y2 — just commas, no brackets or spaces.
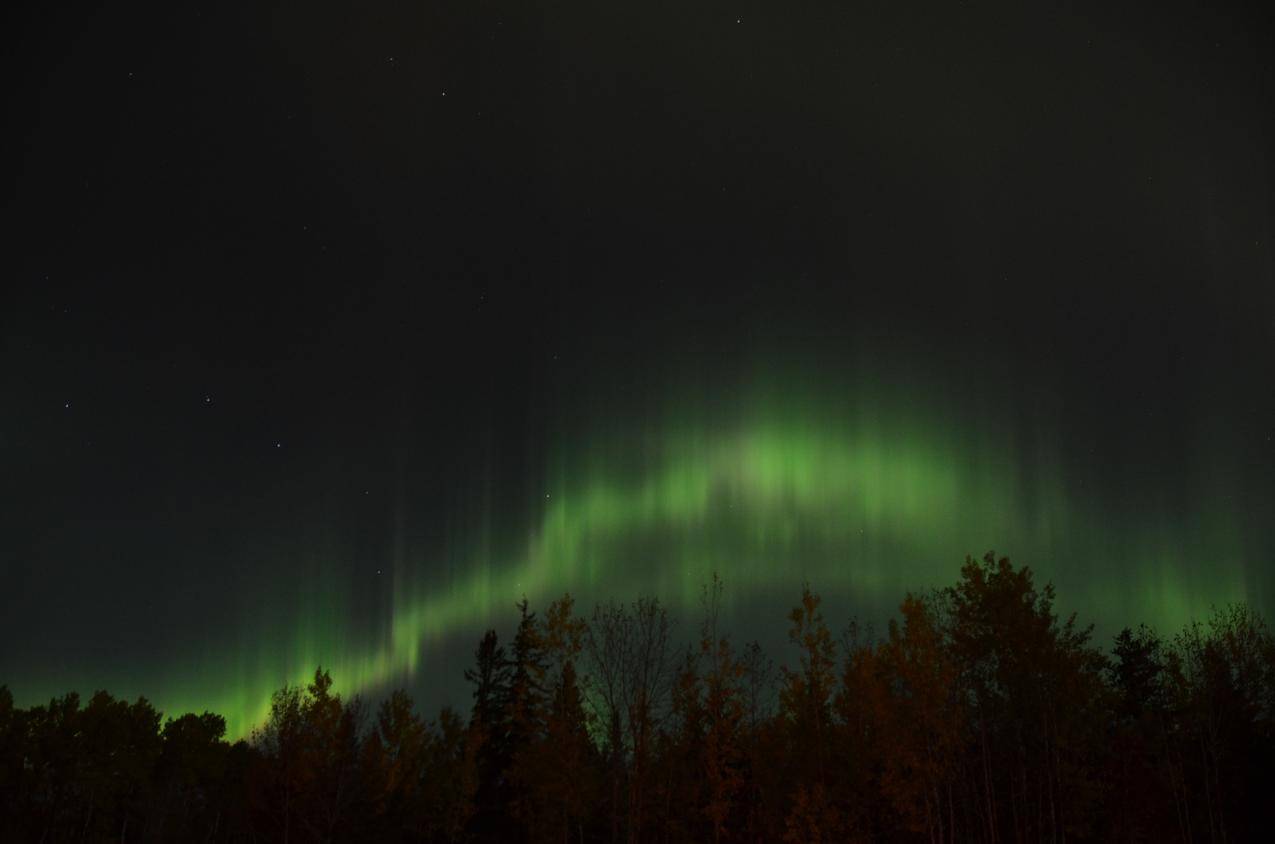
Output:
5,1,1274,737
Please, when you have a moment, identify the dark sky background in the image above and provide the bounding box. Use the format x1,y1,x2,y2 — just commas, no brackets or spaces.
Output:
4,0,1274,733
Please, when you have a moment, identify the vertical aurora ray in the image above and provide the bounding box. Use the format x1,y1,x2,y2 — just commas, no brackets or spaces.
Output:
12,362,1270,740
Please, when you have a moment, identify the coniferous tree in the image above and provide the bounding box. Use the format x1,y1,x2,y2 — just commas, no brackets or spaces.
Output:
508,598,549,839
421,705,480,843
1,558,1272,843
1105,625,1181,840
465,628,515,841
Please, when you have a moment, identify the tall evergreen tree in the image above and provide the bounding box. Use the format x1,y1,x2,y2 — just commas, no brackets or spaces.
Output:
465,628,515,841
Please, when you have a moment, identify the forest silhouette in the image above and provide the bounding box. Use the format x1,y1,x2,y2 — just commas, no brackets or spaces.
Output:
2,553,1273,842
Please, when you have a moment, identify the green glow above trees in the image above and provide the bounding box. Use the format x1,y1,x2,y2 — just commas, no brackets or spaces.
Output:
17,369,1269,740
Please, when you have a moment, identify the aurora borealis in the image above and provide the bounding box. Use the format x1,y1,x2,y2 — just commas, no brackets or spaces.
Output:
5,1,1274,740
12,349,1272,739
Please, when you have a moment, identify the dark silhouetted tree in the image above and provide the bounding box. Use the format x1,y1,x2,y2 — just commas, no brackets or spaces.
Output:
944,552,1108,842
465,628,515,841
528,594,597,844
779,584,841,842
154,711,230,839
1,559,1272,844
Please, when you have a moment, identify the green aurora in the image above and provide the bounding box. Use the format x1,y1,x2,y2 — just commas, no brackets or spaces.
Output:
79,364,1266,740
9,0,1275,754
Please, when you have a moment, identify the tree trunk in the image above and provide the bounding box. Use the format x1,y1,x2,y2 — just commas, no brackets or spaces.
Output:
980,718,997,844
83,784,96,840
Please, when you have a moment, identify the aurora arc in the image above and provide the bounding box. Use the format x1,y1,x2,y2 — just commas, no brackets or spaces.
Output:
97,373,1264,741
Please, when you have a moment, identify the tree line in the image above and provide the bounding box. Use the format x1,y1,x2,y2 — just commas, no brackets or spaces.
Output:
2,552,1273,842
